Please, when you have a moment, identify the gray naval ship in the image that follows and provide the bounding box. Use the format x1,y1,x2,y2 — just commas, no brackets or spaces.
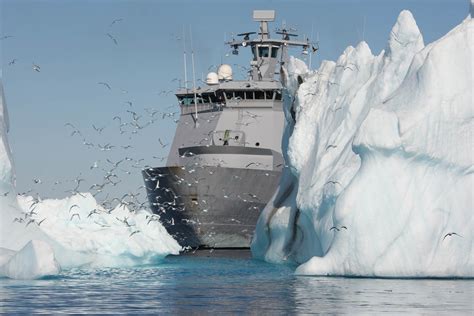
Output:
143,10,312,249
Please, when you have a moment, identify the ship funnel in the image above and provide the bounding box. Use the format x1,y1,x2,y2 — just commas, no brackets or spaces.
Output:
217,64,233,81
206,72,219,85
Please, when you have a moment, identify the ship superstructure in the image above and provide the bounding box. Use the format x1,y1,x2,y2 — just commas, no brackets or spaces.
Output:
143,10,312,248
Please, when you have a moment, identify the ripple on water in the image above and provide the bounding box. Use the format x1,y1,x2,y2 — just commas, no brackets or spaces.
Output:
1,256,472,314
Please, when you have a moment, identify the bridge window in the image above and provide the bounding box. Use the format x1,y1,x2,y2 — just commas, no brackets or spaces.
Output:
178,96,195,106
206,94,217,103
255,91,264,100
258,46,269,58
271,47,279,58
245,91,254,100
234,91,244,100
275,91,282,100
265,91,273,100
225,91,233,100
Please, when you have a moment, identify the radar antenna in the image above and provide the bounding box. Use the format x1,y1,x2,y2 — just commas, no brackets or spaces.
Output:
253,10,275,40
237,32,256,41
225,10,317,81
275,28,298,40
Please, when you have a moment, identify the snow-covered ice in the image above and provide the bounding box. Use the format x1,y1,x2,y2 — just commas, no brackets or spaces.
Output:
16,193,181,268
0,240,60,280
252,11,473,277
0,81,181,279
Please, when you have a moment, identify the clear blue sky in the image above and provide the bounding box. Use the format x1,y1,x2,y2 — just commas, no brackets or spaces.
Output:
0,0,469,200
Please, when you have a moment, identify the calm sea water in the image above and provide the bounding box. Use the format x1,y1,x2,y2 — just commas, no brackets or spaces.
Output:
1,253,472,314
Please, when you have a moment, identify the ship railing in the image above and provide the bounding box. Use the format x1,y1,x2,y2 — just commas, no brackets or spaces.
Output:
180,103,222,115
178,145,284,171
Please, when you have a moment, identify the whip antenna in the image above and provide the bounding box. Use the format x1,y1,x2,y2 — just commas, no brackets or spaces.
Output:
190,25,198,125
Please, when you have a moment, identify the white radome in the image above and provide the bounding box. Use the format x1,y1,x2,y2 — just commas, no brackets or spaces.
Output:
206,72,219,85
217,64,233,81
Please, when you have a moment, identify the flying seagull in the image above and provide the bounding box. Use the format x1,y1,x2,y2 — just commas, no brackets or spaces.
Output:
92,124,105,133
129,230,140,237
13,217,24,223
110,18,123,27
32,63,41,72
98,82,111,90
37,218,47,226
106,33,118,45
158,138,169,148
443,232,462,240
330,226,347,231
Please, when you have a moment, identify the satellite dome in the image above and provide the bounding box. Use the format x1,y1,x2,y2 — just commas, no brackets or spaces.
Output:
217,64,233,81
206,72,219,85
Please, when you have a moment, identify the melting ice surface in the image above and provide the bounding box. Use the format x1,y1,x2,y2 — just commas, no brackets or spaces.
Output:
252,11,473,277
0,82,180,279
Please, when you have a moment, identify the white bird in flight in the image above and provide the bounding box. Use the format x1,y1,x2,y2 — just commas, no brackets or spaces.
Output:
106,33,118,45
32,63,41,72
110,18,123,27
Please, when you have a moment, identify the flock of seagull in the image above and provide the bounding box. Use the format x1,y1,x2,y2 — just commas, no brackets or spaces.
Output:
15,101,182,231
4,22,257,242
3,18,188,238
3,19,463,244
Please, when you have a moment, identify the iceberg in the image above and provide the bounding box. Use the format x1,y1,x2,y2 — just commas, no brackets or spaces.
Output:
0,240,60,280
16,193,181,268
0,81,181,279
252,10,473,277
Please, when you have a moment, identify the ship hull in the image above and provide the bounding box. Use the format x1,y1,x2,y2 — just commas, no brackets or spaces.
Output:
143,166,281,248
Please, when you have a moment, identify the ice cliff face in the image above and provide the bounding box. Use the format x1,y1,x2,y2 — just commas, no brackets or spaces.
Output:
0,80,181,279
252,11,473,277
0,81,49,251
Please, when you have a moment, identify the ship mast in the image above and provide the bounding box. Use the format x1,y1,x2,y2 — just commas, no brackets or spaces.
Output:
226,10,313,82
190,26,198,125
183,25,188,90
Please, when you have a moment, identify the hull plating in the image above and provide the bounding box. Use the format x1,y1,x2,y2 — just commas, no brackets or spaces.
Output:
143,166,281,248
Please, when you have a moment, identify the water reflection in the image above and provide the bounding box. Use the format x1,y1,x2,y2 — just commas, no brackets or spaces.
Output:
0,256,472,314
293,276,474,314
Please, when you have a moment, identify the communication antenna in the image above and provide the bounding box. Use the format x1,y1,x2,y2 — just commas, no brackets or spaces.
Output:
221,33,225,64
316,31,320,67
362,15,366,42
183,25,188,90
309,23,314,69
190,25,198,124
